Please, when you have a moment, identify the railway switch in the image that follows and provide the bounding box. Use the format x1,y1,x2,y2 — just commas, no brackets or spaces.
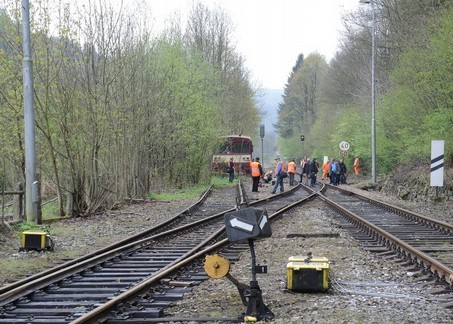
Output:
204,254,230,279
205,207,274,321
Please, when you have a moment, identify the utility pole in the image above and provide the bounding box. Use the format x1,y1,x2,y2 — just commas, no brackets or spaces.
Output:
360,0,377,183
300,135,305,159
260,124,265,166
22,0,39,223
371,1,376,183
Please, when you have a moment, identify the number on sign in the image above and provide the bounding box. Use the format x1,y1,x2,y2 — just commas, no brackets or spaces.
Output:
339,141,350,150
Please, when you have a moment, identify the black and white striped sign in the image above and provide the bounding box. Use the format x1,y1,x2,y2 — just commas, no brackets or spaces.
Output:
430,140,444,187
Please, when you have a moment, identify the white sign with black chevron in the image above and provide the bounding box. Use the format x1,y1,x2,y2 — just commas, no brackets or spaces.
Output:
430,140,444,187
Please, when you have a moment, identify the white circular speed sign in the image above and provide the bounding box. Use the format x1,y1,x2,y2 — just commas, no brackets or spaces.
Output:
339,141,350,150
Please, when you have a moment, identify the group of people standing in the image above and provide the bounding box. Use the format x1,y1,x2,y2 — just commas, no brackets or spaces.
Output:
271,156,319,193
243,156,289,194
227,155,360,193
242,156,291,194
321,159,348,186
264,155,358,191
299,158,319,187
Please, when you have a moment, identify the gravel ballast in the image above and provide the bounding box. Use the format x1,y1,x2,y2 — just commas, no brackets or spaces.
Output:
165,194,452,323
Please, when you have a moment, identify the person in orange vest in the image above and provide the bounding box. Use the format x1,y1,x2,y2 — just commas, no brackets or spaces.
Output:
322,159,330,180
251,157,263,192
271,157,285,194
287,158,296,186
354,157,360,175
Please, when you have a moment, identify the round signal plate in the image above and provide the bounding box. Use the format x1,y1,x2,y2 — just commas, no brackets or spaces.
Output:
204,254,230,279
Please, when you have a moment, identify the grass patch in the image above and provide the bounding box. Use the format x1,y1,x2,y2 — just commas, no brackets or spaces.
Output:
211,176,237,188
41,201,61,219
1,258,52,281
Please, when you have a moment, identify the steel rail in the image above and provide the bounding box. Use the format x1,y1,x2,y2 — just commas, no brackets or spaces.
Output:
71,225,229,323
0,183,227,305
71,182,318,323
0,179,290,304
330,185,453,233
0,207,244,306
317,190,453,285
0,181,304,321
237,177,247,207
0,210,230,306
0,183,216,297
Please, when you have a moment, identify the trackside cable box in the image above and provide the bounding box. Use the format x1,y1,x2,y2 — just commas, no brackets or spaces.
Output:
287,255,330,292
20,231,53,251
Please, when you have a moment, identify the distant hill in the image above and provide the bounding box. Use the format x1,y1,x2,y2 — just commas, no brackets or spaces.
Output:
257,88,283,136
253,88,283,168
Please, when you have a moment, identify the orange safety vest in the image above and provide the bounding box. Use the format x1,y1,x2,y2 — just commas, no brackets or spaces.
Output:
323,162,330,173
251,161,261,177
287,161,296,173
354,157,360,174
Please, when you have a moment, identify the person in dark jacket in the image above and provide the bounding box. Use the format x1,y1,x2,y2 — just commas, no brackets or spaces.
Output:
330,159,337,184
271,157,285,194
228,158,235,182
303,158,311,186
263,170,273,184
309,158,319,187
333,160,341,185
339,159,347,184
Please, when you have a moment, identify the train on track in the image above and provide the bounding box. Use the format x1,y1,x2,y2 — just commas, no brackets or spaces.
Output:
212,135,253,175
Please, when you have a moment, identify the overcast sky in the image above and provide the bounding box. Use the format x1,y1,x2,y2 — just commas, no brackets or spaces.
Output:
129,0,361,89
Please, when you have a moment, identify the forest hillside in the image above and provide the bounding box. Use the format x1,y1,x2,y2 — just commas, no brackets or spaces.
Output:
0,0,451,219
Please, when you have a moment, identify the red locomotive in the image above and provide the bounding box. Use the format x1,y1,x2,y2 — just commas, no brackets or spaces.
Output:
212,135,253,175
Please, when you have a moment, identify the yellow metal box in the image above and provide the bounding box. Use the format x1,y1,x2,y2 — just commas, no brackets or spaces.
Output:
287,255,330,292
20,231,52,251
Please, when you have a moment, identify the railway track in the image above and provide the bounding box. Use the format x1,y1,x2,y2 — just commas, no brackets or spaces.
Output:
318,184,452,288
0,177,451,322
0,182,234,323
0,179,317,323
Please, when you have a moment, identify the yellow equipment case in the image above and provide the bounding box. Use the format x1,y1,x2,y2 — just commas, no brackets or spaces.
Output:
287,255,330,292
20,231,53,251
